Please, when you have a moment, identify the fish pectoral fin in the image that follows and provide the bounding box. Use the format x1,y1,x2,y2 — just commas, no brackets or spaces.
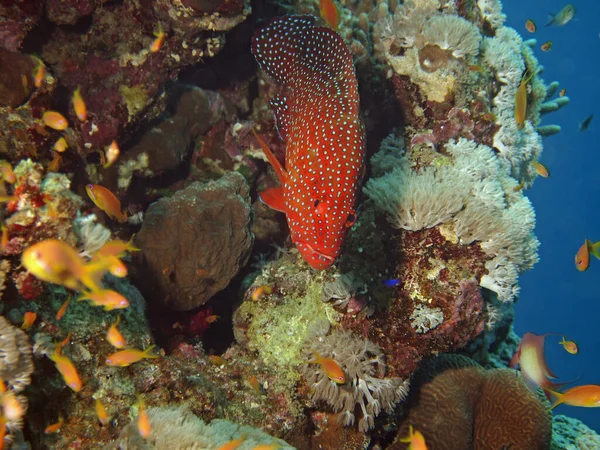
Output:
259,187,287,213
252,129,288,185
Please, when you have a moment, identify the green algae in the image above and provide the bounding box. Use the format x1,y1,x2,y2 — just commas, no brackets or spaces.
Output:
119,84,149,120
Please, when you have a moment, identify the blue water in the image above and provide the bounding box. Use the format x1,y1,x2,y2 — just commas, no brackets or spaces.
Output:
502,0,600,432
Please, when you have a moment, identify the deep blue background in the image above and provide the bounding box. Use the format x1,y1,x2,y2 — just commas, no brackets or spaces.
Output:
501,0,600,432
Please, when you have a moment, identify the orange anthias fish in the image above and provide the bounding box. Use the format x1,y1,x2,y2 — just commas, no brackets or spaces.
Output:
546,384,600,410
22,239,111,292
105,345,158,367
217,436,246,450
137,395,151,438
251,15,365,270
107,316,127,349
21,311,36,330
72,87,87,122
559,336,578,355
0,161,16,184
510,332,571,393
150,24,165,53
49,338,82,392
515,70,535,129
532,161,549,178
251,285,272,301
399,425,428,450
525,18,537,33
32,56,45,88
319,0,340,30
56,296,71,321
95,398,108,426
312,350,345,384
86,184,128,223
575,239,600,271
78,289,129,311
44,416,64,434
42,111,69,131
94,236,140,259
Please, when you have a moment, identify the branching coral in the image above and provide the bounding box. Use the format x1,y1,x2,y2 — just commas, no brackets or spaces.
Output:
301,330,409,432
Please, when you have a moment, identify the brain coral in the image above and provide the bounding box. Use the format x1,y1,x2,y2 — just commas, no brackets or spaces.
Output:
390,354,552,450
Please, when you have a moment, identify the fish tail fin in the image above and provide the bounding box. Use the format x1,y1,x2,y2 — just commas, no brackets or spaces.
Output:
545,14,555,26
127,234,141,252
546,389,564,410
143,345,159,359
81,258,114,292
589,241,600,260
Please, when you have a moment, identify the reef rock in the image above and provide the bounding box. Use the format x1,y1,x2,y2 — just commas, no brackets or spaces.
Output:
135,172,253,311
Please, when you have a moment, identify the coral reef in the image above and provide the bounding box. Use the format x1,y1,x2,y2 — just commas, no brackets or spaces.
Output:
135,172,253,311
110,406,293,449
390,354,552,450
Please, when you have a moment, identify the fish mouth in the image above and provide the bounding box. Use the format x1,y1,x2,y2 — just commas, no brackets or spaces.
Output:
295,239,336,262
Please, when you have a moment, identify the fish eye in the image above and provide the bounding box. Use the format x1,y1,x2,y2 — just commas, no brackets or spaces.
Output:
345,213,356,227
313,199,320,208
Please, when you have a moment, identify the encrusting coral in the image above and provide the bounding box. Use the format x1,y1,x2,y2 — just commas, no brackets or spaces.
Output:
300,329,409,432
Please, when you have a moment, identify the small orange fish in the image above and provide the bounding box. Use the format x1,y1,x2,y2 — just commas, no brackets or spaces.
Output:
150,24,165,53
95,398,108,426
547,384,600,409
55,296,71,321
217,436,246,450
532,161,549,177
208,355,227,366
559,336,578,355
0,161,15,184
399,425,428,450
78,289,129,311
44,416,64,434
0,196,17,203
541,41,553,52
49,339,82,392
1,223,8,252
48,152,62,172
72,87,87,122
136,395,151,439
251,285,272,301
0,416,6,450
559,88,566,97
205,315,220,324
513,180,526,192
53,136,68,153
107,316,126,349
103,140,119,168
319,0,339,30
21,311,36,331
525,19,537,33
248,375,261,393
86,184,128,223
42,111,69,131
575,239,600,271
515,70,535,129
105,345,158,367
251,445,281,450
312,350,345,384
99,255,128,278
94,236,140,259
32,57,45,88
196,268,207,277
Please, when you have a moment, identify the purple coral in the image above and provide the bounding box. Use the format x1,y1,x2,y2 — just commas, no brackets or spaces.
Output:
301,330,409,432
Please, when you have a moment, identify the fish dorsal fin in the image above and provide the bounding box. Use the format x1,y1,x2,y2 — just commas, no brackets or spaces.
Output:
270,95,290,142
252,129,288,186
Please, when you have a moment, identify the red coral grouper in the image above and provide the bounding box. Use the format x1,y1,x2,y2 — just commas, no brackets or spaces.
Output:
251,15,366,269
